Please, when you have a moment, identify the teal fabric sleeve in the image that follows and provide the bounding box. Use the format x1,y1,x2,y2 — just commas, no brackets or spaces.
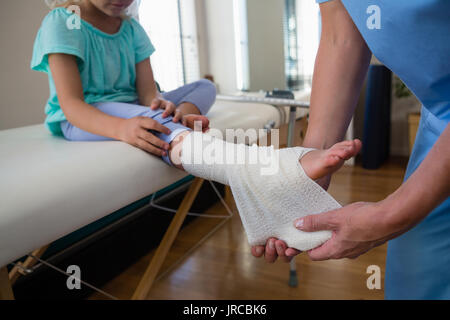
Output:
130,18,155,63
31,9,85,73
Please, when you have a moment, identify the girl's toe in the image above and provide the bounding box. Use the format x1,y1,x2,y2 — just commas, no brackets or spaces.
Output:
325,154,342,167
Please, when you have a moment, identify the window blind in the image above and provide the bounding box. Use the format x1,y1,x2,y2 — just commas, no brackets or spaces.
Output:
283,0,320,91
233,0,250,91
139,0,200,91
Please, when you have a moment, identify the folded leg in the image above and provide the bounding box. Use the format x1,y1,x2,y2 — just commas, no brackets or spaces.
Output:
161,79,216,115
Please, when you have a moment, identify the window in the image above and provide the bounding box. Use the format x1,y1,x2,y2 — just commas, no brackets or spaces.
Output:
233,0,320,92
233,0,250,92
139,0,200,91
283,0,320,91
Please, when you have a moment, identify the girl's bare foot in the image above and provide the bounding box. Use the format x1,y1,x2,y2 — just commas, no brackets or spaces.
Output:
300,139,362,180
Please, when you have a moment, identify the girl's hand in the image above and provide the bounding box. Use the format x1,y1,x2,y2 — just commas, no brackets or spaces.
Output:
118,117,171,156
181,114,210,132
150,98,177,118
251,238,301,263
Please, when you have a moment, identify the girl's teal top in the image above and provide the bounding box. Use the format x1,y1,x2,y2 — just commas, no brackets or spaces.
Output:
31,8,155,135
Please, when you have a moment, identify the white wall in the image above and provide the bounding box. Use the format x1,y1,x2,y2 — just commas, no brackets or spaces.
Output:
246,0,285,91
201,0,238,94
390,85,421,156
200,0,286,93
0,0,50,130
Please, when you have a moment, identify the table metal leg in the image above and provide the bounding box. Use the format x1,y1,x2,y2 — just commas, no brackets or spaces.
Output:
0,266,14,300
287,106,297,148
287,106,299,287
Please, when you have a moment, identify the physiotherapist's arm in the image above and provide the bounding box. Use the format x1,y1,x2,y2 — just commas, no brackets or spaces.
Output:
251,0,372,262
378,124,450,235
294,1,450,260
296,124,450,260
304,0,372,150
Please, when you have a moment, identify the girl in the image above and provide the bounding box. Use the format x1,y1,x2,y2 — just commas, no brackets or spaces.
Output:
35,0,215,165
32,0,362,252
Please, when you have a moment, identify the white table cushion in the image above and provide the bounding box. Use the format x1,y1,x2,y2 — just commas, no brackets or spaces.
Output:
0,100,281,267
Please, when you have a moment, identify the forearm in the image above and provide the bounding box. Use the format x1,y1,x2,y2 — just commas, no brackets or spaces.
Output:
304,41,371,149
62,98,124,140
48,54,126,140
303,2,372,149
136,58,161,107
139,85,161,107
380,124,450,235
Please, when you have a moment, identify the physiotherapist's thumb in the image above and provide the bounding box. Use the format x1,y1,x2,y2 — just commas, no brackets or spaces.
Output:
294,210,340,232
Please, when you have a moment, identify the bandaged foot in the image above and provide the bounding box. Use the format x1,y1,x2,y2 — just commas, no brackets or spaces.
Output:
180,131,360,251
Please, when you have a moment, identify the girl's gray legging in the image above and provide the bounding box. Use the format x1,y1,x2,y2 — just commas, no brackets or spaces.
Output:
60,79,217,166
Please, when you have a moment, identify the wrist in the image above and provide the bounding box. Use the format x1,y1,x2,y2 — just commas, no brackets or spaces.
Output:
142,92,162,107
113,118,126,141
377,190,419,237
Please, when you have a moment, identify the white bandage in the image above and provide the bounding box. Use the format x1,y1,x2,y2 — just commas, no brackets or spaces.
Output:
180,132,341,251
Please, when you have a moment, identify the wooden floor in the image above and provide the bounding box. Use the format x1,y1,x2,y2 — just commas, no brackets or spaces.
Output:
89,157,407,300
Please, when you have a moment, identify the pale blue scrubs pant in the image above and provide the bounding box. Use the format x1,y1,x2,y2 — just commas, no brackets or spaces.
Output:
385,107,450,299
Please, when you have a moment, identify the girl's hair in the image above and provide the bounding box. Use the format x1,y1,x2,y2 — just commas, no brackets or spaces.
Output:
45,0,81,9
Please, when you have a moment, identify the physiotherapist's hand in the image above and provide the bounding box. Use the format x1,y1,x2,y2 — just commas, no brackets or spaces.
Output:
150,97,177,118
293,201,402,261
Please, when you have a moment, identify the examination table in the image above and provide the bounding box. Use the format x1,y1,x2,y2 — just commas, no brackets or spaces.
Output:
0,96,310,300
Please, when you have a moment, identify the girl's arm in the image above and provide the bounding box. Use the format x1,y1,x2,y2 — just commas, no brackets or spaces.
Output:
49,53,122,139
49,53,171,156
135,58,161,107
136,59,202,120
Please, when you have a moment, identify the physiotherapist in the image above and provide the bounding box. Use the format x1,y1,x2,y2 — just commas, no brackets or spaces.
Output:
251,0,450,299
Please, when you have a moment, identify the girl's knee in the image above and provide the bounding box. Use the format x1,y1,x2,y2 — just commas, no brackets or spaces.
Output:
197,79,217,114
197,79,217,96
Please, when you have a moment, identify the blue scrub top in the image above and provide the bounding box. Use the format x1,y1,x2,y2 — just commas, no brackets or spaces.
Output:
317,0,450,299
